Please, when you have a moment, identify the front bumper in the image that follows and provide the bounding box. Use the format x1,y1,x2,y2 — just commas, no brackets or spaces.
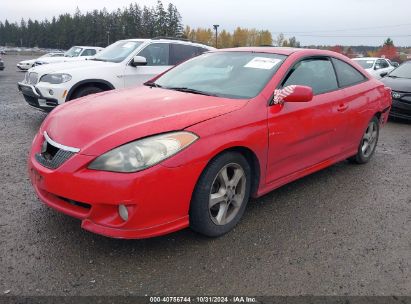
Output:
28,132,206,239
18,82,58,112
390,98,411,120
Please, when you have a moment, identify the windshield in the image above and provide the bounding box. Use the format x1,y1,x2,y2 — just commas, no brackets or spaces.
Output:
388,61,411,79
64,47,83,57
93,41,143,63
354,59,375,69
154,52,287,99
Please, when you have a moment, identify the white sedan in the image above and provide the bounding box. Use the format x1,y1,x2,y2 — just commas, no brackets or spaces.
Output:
17,52,64,71
352,57,395,79
34,46,103,66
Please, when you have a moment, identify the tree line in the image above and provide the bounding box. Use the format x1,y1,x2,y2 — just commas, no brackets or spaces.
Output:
182,27,302,48
329,38,405,62
0,1,183,49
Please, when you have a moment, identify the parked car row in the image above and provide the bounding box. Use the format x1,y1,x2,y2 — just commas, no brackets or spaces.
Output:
26,45,394,239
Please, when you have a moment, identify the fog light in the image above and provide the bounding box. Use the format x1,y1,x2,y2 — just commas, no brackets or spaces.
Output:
118,204,129,221
49,89,54,95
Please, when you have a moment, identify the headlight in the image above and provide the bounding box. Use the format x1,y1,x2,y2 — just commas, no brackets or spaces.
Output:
40,73,72,84
88,131,199,173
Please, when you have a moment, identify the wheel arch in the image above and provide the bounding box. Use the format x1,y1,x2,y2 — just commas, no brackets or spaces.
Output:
199,146,262,198
66,79,115,101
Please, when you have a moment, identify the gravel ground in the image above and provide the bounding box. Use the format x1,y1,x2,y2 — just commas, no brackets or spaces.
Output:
0,55,410,296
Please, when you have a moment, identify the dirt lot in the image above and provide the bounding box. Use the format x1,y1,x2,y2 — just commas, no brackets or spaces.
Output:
0,55,410,296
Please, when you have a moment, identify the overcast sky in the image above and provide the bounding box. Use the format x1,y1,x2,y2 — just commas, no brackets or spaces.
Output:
1,0,411,46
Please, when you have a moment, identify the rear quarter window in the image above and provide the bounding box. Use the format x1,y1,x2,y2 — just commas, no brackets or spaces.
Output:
332,58,367,88
170,44,201,65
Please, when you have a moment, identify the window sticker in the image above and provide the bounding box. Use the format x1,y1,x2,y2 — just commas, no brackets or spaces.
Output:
366,61,374,63
244,57,281,69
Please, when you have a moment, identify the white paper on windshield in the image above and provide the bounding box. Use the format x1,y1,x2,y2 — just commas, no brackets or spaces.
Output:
244,57,281,69
366,60,374,63
122,42,137,49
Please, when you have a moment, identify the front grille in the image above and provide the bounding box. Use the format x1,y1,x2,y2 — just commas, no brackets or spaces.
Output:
35,132,79,169
58,196,91,210
391,106,411,117
35,149,74,169
392,91,411,104
22,94,38,106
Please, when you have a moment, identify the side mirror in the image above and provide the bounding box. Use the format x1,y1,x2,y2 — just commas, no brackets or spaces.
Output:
131,56,147,67
380,72,388,78
374,65,381,70
273,85,313,104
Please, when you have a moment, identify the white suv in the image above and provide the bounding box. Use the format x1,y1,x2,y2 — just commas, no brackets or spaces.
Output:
34,46,103,66
18,38,214,111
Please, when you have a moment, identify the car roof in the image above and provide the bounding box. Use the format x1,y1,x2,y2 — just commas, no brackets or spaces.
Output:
73,46,103,49
214,47,350,57
120,38,215,49
352,57,382,60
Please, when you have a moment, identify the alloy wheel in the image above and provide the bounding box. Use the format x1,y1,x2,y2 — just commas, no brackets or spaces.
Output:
209,163,246,226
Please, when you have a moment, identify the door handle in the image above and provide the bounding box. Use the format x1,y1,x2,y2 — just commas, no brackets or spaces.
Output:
337,103,348,112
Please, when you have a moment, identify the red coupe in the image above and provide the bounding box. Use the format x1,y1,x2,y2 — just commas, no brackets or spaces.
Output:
28,47,392,239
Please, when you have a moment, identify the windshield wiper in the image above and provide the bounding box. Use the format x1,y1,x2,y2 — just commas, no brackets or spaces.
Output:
165,87,218,96
144,82,163,88
89,58,107,62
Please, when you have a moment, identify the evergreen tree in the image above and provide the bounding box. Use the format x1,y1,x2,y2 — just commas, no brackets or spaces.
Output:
0,1,184,48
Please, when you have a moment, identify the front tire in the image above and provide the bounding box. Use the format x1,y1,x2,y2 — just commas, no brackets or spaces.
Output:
349,116,379,164
71,86,104,100
189,152,251,237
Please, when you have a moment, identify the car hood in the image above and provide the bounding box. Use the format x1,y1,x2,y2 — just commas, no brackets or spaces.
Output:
381,76,411,92
36,56,88,64
30,60,117,74
43,86,248,156
19,59,36,64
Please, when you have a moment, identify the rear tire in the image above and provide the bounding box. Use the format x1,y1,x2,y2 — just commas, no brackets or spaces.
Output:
189,152,251,237
71,86,104,100
349,116,379,164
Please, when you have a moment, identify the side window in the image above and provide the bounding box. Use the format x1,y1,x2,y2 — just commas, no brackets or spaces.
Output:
282,58,338,95
170,44,199,65
196,47,209,56
375,59,389,69
332,58,366,87
81,49,96,56
138,43,169,66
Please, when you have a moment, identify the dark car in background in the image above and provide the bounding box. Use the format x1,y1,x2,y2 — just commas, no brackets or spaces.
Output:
0,56,4,70
381,61,411,120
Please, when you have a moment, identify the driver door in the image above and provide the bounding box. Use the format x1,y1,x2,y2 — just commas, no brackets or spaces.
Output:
266,57,346,183
123,43,172,87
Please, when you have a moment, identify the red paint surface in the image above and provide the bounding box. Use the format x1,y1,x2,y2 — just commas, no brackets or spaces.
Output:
28,48,392,239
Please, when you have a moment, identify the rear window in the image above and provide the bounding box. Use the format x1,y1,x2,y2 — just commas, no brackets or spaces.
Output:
170,44,205,65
